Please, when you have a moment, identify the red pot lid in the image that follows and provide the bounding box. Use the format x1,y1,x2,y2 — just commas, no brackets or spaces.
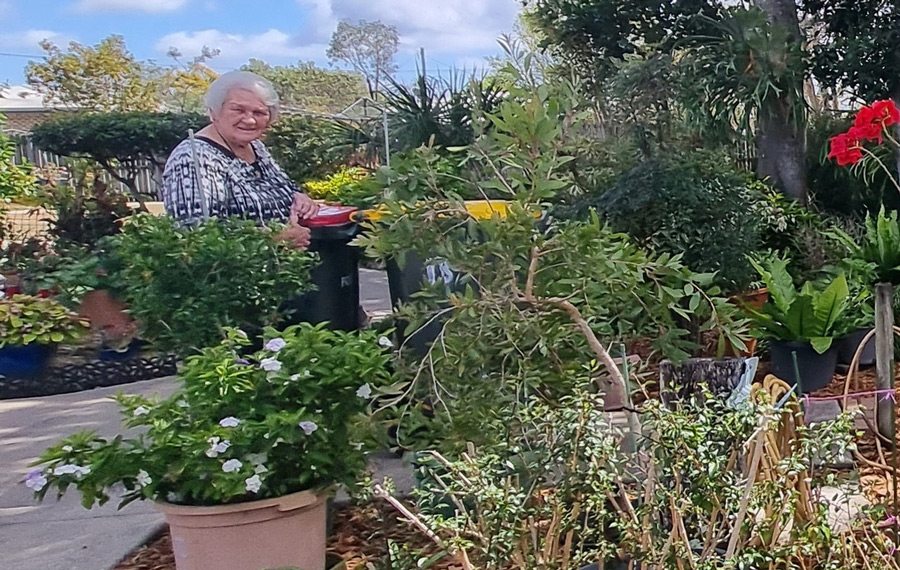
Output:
299,205,359,227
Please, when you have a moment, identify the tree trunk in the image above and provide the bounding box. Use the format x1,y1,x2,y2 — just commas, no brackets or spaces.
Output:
752,0,808,205
756,109,808,204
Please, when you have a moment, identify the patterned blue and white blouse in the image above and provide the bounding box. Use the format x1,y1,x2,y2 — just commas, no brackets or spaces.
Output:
161,137,299,225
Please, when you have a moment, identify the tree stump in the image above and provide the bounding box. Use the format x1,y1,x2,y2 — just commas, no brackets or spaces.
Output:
660,357,751,407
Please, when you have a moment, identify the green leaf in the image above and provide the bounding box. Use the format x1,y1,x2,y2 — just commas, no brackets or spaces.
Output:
809,337,833,354
812,273,849,334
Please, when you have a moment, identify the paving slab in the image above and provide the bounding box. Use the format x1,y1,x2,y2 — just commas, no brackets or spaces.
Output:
0,377,176,570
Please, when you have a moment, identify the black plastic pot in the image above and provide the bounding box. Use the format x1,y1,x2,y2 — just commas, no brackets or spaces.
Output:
836,328,876,367
769,340,838,393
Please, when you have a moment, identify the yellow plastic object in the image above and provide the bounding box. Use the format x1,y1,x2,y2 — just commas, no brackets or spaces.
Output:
362,200,512,223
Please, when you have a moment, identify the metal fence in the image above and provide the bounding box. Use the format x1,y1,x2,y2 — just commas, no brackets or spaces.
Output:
11,134,159,197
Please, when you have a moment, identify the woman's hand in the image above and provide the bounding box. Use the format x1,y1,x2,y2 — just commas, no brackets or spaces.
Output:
278,223,311,250
290,192,319,221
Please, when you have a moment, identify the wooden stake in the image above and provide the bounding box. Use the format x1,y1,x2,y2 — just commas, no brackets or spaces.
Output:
875,283,894,440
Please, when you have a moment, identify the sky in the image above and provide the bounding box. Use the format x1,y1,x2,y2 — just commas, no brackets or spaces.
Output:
0,0,521,86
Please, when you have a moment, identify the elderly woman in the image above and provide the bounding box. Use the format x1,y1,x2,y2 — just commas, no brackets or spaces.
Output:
161,70,318,248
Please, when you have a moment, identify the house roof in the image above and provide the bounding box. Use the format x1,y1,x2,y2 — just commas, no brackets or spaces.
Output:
0,85,73,112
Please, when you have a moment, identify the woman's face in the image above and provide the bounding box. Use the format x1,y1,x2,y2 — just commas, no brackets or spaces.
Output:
211,88,272,145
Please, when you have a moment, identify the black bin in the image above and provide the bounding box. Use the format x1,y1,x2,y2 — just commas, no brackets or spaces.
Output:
283,208,361,331
386,251,465,355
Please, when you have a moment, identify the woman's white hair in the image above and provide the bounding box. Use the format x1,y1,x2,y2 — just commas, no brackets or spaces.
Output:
204,71,280,121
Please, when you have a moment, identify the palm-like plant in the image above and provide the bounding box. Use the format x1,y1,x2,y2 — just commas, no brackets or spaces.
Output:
832,207,900,286
379,68,505,153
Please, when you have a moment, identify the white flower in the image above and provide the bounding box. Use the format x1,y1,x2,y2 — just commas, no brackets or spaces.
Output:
356,383,373,399
62,445,73,452
260,357,282,372
298,421,318,436
136,470,152,488
24,470,47,492
205,437,231,458
166,492,182,503
218,416,241,428
52,464,79,476
254,464,269,474
133,406,150,416
264,338,286,352
53,464,91,479
222,459,243,473
378,336,393,348
244,474,262,493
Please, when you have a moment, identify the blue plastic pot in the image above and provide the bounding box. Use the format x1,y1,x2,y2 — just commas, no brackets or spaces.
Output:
0,343,55,376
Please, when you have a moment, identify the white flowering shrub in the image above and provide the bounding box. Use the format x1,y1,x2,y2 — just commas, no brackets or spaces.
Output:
27,324,393,507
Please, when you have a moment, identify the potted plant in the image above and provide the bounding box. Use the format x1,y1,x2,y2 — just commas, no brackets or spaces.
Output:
834,278,876,367
0,294,89,376
19,244,138,356
100,214,315,356
747,257,849,392
27,323,392,570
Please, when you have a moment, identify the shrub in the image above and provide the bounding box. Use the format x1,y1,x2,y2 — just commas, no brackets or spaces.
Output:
589,150,765,292
102,215,315,354
0,117,37,203
265,115,355,183
302,166,383,207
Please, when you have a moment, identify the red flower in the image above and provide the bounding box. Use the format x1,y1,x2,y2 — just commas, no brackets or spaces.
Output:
827,132,863,166
855,105,877,128
849,123,883,144
872,99,900,128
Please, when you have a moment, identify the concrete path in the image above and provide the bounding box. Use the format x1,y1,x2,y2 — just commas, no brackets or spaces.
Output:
0,377,177,570
0,268,396,570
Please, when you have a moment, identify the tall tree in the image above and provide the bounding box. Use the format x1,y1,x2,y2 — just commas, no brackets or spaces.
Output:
749,0,808,204
160,46,220,113
26,35,159,112
525,0,810,203
327,19,399,97
803,0,900,103
524,0,720,92
242,60,367,114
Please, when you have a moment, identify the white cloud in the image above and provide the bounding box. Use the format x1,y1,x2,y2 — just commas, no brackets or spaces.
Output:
0,30,72,51
73,0,188,13
300,0,518,55
156,29,327,69
157,1,516,76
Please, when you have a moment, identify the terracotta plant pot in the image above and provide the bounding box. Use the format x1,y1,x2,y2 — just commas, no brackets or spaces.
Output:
732,287,769,311
78,289,137,347
155,488,330,570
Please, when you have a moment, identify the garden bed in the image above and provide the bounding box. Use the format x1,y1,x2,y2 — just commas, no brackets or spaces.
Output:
0,341,177,400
